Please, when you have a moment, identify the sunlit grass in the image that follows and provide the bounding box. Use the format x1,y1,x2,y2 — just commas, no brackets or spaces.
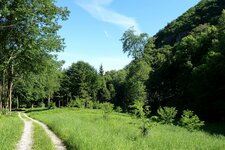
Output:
32,122,55,150
0,113,23,150
28,108,225,150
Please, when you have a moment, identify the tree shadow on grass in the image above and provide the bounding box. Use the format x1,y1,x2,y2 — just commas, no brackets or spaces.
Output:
203,122,225,136
25,108,50,113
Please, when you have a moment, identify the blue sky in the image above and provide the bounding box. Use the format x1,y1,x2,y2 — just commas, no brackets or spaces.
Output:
56,0,200,71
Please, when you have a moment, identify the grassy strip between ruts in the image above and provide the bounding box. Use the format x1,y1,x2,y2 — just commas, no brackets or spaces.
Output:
28,108,225,150
0,113,24,150
32,122,56,150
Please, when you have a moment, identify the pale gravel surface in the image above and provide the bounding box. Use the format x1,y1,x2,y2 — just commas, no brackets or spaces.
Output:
23,113,66,150
17,112,33,150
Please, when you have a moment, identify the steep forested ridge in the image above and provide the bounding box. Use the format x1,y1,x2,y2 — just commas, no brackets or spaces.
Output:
155,0,225,47
144,0,225,121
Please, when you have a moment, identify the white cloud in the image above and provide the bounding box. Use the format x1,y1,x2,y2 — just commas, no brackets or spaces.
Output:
75,0,141,33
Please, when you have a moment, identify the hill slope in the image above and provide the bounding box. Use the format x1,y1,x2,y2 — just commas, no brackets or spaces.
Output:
145,0,225,121
154,0,225,47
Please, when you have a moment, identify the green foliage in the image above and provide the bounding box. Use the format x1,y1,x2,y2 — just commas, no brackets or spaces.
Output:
157,107,178,125
130,100,154,137
121,28,149,59
180,110,204,131
99,64,104,76
100,102,114,119
104,69,127,109
130,100,146,118
86,100,94,109
65,61,99,101
68,98,86,108
97,77,111,102
93,101,102,109
0,0,69,111
124,60,151,109
155,0,225,46
145,5,225,121
38,102,45,108
140,118,157,137
48,102,56,109
0,109,10,115
115,106,122,113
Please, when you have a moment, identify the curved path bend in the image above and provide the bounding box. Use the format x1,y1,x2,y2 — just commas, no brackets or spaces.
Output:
17,112,66,150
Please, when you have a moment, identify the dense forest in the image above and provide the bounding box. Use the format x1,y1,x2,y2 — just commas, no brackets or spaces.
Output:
1,0,225,122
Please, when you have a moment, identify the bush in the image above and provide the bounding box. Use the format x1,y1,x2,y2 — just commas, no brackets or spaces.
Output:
100,102,114,119
130,100,150,118
180,110,204,131
48,102,56,109
75,98,86,108
130,101,156,137
115,106,122,113
157,107,177,125
93,101,101,109
67,98,86,108
67,100,76,107
140,118,158,137
0,109,9,115
38,102,45,108
86,101,94,109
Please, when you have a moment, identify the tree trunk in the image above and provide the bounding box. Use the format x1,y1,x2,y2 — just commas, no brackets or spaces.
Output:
0,82,2,110
8,81,13,112
1,71,5,109
58,100,61,108
16,97,19,109
48,95,51,107
7,64,13,112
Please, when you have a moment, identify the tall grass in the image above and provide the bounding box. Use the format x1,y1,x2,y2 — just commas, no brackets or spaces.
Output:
0,113,23,150
32,122,55,150
28,108,225,150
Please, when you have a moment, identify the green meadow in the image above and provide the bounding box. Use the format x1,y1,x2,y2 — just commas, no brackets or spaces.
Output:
28,108,225,150
0,113,23,150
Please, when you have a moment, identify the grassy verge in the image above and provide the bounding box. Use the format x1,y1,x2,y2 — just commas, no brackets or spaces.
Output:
32,122,55,150
28,108,225,150
0,113,24,150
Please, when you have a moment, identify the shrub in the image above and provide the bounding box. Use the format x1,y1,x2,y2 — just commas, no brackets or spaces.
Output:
75,98,86,108
48,102,56,109
67,100,76,107
130,100,150,118
100,102,114,119
115,106,122,113
68,98,86,108
38,102,45,108
130,101,156,137
0,109,9,115
180,110,204,131
157,107,177,125
86,101,94,109
140,118,158,137
93,101,101,109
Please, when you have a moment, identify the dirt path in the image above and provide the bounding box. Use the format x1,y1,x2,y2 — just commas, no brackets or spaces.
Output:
23,113,66,150
17,113,33,150
17,112,66,150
